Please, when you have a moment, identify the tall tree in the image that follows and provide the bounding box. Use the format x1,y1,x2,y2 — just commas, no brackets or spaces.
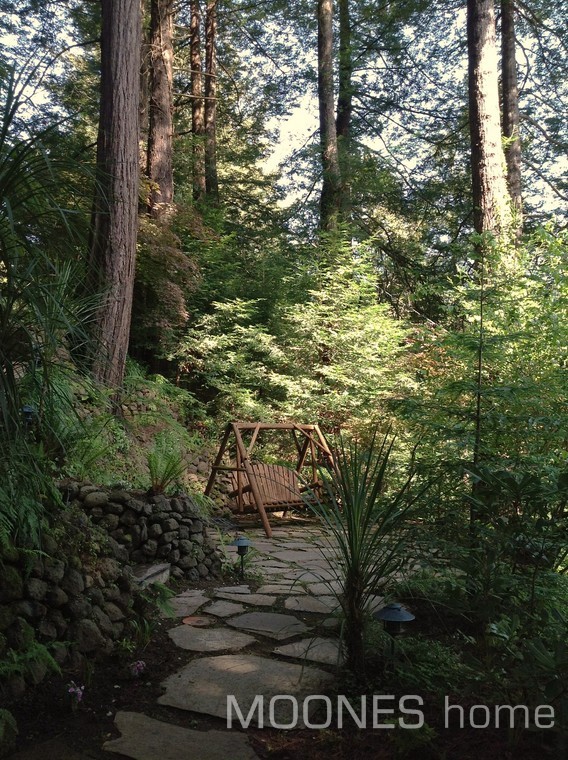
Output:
140,1,151,170
204,0,219,200
190,0,206,200
89,0,141,388
147,0,175,215
500,0,522,236
336,0,353,221
467,0,512,237
318,0,342,231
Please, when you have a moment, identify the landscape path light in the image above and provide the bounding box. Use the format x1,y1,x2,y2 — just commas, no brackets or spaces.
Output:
20,404,37,430
374,602,415,657
21,404,36,428
230,536,253,578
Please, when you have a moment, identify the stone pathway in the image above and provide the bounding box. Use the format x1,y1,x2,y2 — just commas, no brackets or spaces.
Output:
104,525,348,759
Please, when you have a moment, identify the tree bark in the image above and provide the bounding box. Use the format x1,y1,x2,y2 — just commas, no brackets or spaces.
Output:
147,0,174,215
89,0,141,389
467,0,512,237
139,0,151,172
204,0,219,201
191,0,206,200
501,0,522,238
336,0,352,221
318,0,342,232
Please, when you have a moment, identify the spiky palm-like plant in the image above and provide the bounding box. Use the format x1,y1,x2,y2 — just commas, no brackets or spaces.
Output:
308,431,427,677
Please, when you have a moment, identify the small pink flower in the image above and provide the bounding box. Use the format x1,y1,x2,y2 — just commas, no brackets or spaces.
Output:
67,681,84,709
130,660,146,677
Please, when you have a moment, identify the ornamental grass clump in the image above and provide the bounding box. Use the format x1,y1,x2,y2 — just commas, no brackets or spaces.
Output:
308,430,427,678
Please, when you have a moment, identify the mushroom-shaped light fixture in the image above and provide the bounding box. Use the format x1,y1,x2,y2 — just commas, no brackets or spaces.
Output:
230,536,253,578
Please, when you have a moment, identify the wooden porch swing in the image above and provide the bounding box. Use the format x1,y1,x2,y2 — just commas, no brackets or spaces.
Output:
204,422,334,537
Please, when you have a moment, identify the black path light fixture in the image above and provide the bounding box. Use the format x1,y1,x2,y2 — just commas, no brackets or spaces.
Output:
21,404,36,428
230,535,253,578
374,602,415,657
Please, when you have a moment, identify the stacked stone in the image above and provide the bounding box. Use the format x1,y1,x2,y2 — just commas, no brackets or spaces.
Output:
0,534,134,701
0,483,222,703
71,485,222,581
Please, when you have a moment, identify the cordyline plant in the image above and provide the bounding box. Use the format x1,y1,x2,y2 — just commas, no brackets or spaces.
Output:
307,430,427,678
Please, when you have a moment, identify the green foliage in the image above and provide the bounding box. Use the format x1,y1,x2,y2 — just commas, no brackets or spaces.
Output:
174,242,413,429
279,250,413,428
466,465,568,575
174,298,289,421
386,718,438,759
130,214,199,363
394,635,480,697
402,228,568,476
0,58,96,547
147,433,186,495
308,430,427,677
138,581,175,620
0,638,60,681
517,634,568,732
0,708,17,757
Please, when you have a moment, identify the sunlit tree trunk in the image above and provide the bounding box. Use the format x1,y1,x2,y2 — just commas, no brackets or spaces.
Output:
147,0,174,215
139,0,151,173
501,0,522,239
204,0,219,200
318,0,341,232
467,0,512,237
89,0,141,389
191,0,206,200
336,0,352,221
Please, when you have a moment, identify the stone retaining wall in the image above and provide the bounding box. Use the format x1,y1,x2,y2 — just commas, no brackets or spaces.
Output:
0,484,222,704
68,483,221,581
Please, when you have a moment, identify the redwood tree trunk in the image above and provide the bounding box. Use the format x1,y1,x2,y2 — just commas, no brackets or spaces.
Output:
467,0,512,237
336,0,353,221
318,0,342,232
140,0,151,171
204,0,219,200
89,0,141,389
147,0,174,215
191,0,206,200
501,0,522,237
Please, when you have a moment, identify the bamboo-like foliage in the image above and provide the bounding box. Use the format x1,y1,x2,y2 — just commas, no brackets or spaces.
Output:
0,59,96,547
308,431,427,677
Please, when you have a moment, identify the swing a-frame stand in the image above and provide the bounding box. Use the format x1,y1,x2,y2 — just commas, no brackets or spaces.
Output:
204,422,334,538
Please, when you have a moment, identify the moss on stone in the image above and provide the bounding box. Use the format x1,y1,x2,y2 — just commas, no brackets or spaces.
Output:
0,565,23,603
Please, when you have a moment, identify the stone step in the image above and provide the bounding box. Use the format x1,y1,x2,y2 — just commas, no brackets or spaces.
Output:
104,711,258,760
132,562,171,589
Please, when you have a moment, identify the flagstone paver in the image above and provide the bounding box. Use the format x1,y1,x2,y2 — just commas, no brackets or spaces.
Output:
256,584,306,595
256,565,292,575
282,569,336,582
205,600,247,617
270,549,325,563
306,581,342,595
214,591,277,606
104,711,259,760
273,637,343,666
158,654,334,728
226,611,310,640
284,595,339,614
167,593,209,617
167,625,257,652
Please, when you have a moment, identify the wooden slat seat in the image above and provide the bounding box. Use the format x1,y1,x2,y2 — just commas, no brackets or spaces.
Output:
205,421,334,537
228,463,307,512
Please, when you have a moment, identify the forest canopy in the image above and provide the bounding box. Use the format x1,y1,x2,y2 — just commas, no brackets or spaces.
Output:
0,0,566,514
